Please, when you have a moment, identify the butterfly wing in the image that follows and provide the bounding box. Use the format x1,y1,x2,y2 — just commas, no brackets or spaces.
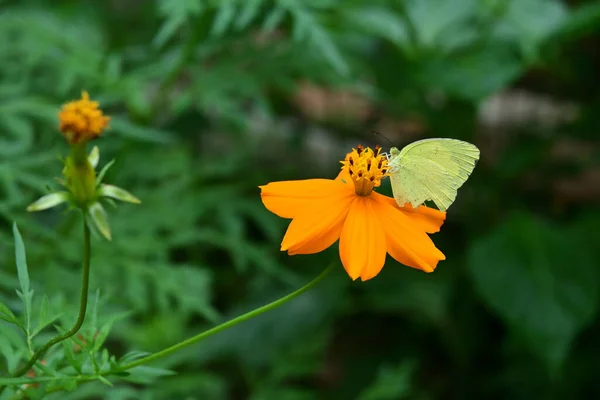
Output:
388,138,480,212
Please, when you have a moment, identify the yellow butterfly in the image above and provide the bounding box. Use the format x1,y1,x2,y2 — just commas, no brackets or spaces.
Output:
386,138,480,212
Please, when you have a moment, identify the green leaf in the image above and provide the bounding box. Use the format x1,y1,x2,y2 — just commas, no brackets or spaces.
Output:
0,114,34,157
88,202,112,241
0,300,18,325
0,330,24,374
62,340,82,374
153,15,186,48
211,0,237,36
551,1,600,42
0,375,65,386
98,375,114,387
357,361,415,400
262,6,286,32
404,0,477,50
490,0,567,60
120,366,176,384
117,351,152,366
34,294,48,334
61,377,79,392
341,7,410,49
363,263,453,324
32,294,62,337
289,7,349,76
34,360,58,376
467,212,598,372
234,0,264,30
90,289,100,332
13,223,33,333
154,0,204,47
417,44,523,101
92,318,115,351
13,223,30,295
108,118,174,144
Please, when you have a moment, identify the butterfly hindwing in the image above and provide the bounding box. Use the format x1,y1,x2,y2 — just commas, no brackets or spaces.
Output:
387,138,480,212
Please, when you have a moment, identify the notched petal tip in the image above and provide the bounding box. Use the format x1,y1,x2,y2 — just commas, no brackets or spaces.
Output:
26,192,70,212
99,184,141,204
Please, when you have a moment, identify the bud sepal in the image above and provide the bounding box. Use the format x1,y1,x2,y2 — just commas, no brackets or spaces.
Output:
27,146,140,241
88,202,111,241
26,192,71,212
98,184,141,204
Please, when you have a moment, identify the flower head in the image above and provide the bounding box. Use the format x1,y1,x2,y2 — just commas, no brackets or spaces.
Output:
28,91,139,241
58,91,110,144
341,144,388,195
260,145,446,281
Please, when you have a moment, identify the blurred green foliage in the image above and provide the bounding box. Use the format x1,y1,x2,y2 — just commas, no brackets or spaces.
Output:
1,0,600,398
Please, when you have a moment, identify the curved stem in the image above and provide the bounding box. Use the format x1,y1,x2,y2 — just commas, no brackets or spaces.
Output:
12,218,92,377
116,262,337,371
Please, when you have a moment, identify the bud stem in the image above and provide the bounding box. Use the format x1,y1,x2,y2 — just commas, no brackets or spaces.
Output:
12,217,92,378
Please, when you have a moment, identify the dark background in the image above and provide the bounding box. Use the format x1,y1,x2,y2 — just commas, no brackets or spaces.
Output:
1,0,599,399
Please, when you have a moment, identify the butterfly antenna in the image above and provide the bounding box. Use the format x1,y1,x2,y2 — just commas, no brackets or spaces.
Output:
370,130,396,147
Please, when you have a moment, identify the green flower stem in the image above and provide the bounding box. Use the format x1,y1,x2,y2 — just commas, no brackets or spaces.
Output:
12,218,92,378
115,262,337,372
0,262,338,391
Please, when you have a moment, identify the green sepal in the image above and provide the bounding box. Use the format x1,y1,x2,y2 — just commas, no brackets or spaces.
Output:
99,184,141,204
88,202,112,241
95,159,115,185
26,191,71,212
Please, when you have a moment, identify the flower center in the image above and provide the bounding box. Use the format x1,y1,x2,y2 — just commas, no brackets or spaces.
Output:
58,91,110,145
341,145,389,196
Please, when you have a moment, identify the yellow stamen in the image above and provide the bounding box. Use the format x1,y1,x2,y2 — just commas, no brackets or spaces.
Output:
58,91,110,144
340,145,389,196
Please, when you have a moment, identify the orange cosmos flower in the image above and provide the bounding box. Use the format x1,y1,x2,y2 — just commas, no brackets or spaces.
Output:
58,91,110,144
259,145,446,281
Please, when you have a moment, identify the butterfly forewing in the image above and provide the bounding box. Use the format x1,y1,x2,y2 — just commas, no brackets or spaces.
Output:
388,138,480,211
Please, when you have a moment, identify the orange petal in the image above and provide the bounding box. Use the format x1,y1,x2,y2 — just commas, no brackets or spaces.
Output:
371,192,446,233
339,197,387,281
281,191,353,255
371,197,445,273
335,169,352,184
260,179,351,219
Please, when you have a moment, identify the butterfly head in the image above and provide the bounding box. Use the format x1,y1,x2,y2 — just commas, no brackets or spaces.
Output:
384,147,400,162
